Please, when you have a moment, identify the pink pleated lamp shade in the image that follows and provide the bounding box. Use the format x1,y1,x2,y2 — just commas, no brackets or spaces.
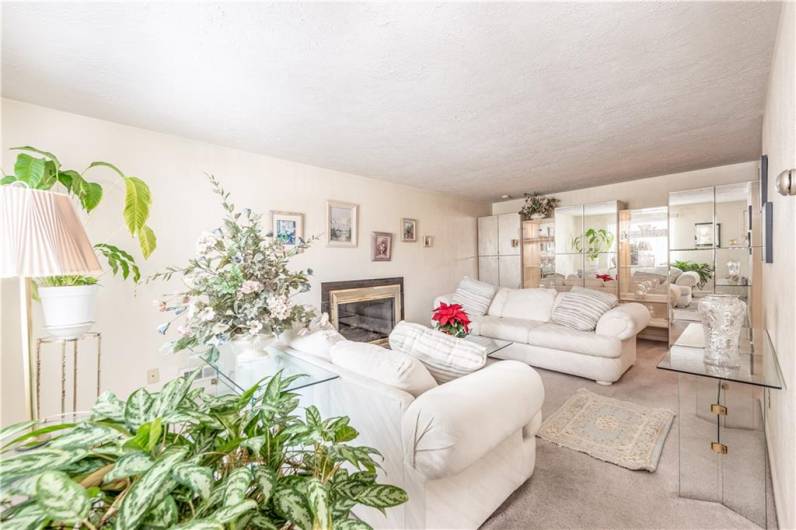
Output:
0,186,102,278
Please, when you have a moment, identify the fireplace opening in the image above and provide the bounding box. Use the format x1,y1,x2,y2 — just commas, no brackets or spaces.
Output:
321,277,404,345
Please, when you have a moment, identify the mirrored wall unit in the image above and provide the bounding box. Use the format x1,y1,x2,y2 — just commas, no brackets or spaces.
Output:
521,217,555,288
547,201,623,295
618,207,669,341
668,182,760,343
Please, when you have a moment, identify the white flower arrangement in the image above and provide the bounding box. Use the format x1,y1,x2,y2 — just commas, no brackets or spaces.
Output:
152,175,316,361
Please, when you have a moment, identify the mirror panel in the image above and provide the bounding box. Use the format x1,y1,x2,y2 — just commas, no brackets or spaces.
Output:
554,206,583,254
669,188,714,251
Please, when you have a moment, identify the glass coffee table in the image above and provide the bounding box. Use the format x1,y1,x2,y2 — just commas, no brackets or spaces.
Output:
199,344,339,396
465,335,513,358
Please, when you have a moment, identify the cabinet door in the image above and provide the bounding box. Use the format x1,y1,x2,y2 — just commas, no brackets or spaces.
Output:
498,213,521,256
478,216,499,256
478,256,499,285
499,255,522,288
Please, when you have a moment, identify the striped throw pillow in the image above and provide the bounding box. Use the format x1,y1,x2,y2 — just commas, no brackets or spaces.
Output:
551,287,618,331
451,277,497,317
389,321,487,383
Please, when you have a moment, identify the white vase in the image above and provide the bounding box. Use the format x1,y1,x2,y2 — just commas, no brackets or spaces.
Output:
698,295,746,367
530,213,545,220
228,334,279,388
38,285,99,339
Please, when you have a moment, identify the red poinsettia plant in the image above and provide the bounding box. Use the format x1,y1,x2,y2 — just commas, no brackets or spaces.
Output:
596,273,614,282
432,302,471,338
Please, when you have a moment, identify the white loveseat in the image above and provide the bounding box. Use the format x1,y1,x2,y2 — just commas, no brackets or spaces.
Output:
285,341,544,530
435,286,651,385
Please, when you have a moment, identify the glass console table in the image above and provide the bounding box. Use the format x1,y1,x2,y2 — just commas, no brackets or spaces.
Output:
465,335,513,358
657,323,783,528
198,343,339,396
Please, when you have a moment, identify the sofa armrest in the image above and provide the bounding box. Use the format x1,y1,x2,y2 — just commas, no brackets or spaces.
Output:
401,361,544,480
595,303,651,340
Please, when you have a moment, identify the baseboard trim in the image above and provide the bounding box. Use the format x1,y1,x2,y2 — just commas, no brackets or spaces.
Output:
764,393,785,529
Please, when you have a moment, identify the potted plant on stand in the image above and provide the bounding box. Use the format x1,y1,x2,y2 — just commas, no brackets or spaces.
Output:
1,146,157,337
572,228,615,273
152,175,316,364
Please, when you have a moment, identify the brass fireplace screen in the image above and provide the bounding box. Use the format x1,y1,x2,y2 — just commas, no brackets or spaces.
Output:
321,278,404,345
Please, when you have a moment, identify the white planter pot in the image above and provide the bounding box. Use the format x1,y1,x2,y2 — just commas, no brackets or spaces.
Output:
38,285,99,339
229,334,278,390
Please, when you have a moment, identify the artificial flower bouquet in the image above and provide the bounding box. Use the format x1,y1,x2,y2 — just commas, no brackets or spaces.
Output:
431,302,471,338
153,175,315,361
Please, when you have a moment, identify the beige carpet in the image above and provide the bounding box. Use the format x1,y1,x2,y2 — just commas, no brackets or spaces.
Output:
481,340,776,530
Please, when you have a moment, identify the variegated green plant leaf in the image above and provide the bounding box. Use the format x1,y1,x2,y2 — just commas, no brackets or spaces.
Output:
172,462,213,500
35,470,89,524
139,224,157,259
0,502,49,529
114,447,187,530
48,422,120,449
273,486,313,530
210,499,257,524
171,520,224,530
163,409,223,430
91,391,126,422
352,484,408,510
307,478,331,530
240,435,266,455
222,467,253,507
254,466,276,503
104,451,154,483
0,448,75,477
335,519,374,530
125,388,155,430
249,513,279,530
142,494,178,528
152,371,196,418
0,474,38,501
122,176,151,235
0,420,35,441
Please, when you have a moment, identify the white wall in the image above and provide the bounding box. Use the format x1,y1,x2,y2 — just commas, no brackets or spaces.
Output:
491,162,758,214
0,99,489,425
761,3,796,529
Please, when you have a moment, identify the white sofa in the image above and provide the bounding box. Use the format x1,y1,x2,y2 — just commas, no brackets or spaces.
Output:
435,286,651,385
285,343,544,530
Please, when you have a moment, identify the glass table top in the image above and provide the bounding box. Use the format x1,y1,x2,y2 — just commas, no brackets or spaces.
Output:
657,323,784,389
202,343,339,395
465,335,513,357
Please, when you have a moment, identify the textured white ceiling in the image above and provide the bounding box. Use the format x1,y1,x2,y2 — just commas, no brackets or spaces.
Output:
1,2,782,200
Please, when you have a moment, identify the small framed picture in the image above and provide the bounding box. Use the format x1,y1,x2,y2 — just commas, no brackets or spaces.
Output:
271,211,304,248
694,222,720,248
401,218,418,242
371,232,393,261
423,235,434,248
327,201,358,247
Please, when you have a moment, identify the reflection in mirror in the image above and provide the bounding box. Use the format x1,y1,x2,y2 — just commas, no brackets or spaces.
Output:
620,207,669,299
554,206,583,254
715,182,751,248
669,188,714,250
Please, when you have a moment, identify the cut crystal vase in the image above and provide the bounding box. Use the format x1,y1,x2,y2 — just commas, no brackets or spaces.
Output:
697,294,746,367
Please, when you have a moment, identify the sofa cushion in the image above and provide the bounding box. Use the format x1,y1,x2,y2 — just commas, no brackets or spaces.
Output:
451,277,497,317
487,287,557,322
402,361,544,480
551,286,618,331
330,340,438,397
389,321,487,383
472,315,545,343
528,322,622,358
287,328,345,360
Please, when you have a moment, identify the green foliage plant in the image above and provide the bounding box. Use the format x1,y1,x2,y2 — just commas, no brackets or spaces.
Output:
571,228,615,260
1,146,156,284
0,371,407,529
672,260,714,289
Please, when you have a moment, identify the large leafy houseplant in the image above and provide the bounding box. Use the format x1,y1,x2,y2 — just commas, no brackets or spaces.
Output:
1,146,157,284
572,228,615,261
672,260,714,289
0,371,407,529
153,175,315,362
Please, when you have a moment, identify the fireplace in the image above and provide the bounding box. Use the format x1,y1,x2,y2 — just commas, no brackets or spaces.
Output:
321,277,404,344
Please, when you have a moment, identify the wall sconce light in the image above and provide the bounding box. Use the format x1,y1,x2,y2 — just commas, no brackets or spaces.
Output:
775,169,795,196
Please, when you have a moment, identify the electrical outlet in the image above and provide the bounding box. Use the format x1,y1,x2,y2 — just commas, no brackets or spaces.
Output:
147,368,160,384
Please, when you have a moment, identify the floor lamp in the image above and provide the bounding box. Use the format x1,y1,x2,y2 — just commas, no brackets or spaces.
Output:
0,186,101,421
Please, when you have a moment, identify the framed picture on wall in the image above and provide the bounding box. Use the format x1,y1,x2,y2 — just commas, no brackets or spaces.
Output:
371,232,393,261
401,218,418,242
271,211,304,248
327,201,358,247
423,235,434,248
694,222,720,248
